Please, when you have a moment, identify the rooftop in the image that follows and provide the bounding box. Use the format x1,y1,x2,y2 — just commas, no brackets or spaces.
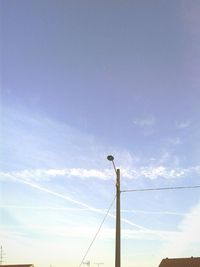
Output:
159,257,200,267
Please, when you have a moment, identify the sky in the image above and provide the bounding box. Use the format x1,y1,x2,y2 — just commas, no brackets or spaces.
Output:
1,1,200,267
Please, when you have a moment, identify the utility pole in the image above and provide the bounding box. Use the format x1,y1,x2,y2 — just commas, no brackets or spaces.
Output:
107,155,121,267
115,168,120,267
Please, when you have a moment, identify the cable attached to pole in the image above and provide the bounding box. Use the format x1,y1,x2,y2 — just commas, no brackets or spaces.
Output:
121,185,200,193
78,195,116,267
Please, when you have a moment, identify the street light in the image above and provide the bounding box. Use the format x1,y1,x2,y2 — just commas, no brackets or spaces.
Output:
107,155,117,174
107,155,121,267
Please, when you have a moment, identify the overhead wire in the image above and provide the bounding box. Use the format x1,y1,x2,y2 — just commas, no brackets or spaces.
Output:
78,195,116,267
121,185,200,193
78,179,200,267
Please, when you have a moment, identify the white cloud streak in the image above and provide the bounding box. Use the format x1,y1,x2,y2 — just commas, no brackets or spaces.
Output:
1,224,179,241
133,116,156,127
0,168,113,181
175,121,191,129
161,201,200,257
168,137,182,145
1,174,179,240
0,205,186,216
132,116,156,136
2,164,199,182
5,174,153,232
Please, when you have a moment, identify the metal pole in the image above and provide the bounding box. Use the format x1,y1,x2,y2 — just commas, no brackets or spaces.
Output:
115,169,121,267
83,261,90,267
0,246,2,265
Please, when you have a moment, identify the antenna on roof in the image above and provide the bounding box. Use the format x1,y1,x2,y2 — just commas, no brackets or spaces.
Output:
83,261,90,267
94,263,104,267
0,246,6,265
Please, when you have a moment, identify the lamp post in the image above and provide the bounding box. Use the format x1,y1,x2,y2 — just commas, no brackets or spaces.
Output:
107,155,121,267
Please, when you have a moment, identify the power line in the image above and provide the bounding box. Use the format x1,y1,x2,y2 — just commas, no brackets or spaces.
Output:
78,195,116,267
121,185,200,193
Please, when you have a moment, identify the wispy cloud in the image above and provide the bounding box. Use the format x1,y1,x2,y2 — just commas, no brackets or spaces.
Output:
1,105,109,170
5,174,154,233
0,168,114,182
2,164,198,182
1,205,186,217
132,115,157,136
168,137,182,145
162,200,200,256
139,166,185,179
0,168,106,182
133,116,156,127
2,173,186,241
0,223,180,243
11,176,107,213
175,121,191,129
0,205,90,211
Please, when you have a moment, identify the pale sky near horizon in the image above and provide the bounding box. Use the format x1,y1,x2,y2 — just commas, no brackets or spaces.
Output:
1,1,200,267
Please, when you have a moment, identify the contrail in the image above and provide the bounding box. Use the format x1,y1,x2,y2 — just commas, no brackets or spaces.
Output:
1,205,185,216
0,205,90,211
9,175,166,236
11,176,100,212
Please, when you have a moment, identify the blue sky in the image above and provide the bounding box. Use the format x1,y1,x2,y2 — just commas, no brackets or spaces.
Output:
1,1,200,267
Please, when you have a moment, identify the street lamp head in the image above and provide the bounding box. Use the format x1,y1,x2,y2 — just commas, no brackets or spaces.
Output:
107,155,114,161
